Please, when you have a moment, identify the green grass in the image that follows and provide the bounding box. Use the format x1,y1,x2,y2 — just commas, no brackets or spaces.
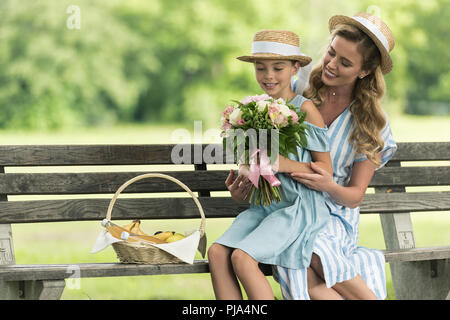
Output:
5,112,450,300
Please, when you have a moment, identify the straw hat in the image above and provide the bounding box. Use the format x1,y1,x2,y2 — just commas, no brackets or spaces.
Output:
237,30,312,67
328,12,395,74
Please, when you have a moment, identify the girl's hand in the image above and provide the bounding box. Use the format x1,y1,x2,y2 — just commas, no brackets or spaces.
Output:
225,169,253,203
290,161,335,192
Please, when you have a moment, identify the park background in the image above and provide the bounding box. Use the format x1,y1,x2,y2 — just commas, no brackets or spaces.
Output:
1,0,449,299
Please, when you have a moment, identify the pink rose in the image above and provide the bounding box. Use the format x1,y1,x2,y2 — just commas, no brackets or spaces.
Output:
290,110,299,123
222,105,234,117
268,103,279,114
252,94,271,102
221,121,232,131
240,96,254,105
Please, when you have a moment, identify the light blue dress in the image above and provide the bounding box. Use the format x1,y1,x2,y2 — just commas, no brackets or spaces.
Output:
276,103,397,300
214,95,331,269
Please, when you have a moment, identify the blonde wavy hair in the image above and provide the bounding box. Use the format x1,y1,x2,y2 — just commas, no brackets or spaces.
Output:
304,24,387,166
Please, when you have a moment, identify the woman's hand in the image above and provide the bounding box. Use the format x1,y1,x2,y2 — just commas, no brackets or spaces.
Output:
290,161,335,193
225,169,253,203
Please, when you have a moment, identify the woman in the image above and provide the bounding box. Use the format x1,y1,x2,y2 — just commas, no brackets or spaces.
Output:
275,12,397,300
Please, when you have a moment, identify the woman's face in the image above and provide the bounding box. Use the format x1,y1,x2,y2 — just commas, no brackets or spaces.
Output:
321,35,369,87
254,59,299,100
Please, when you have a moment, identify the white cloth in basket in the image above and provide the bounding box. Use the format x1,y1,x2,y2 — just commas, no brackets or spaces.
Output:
91,229,201,264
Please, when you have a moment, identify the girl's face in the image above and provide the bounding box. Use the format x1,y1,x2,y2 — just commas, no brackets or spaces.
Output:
321,35,370,87
254,60,299,100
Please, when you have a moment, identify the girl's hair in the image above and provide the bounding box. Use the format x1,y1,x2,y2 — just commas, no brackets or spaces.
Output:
304,23,386,166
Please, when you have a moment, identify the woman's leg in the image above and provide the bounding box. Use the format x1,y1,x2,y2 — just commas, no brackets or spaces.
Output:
307,267,344,300
208,243,243,299
230,249,274,300
309,253,378,300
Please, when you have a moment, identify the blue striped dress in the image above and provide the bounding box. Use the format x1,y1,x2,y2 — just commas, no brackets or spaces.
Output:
276,103,397,300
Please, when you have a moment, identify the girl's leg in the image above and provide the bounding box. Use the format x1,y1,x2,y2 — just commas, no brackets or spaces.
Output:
208,243,243,299
307,267,344,300
230,249,274,300
333,275,378,300
309,253,378,300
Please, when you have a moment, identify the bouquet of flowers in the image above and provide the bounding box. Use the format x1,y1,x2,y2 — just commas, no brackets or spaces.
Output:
220,94,308,206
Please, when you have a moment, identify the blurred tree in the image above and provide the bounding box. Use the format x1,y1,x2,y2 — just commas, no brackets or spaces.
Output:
366,0,450,115
0,0,447,130
0,0,156,129
399,0,450,115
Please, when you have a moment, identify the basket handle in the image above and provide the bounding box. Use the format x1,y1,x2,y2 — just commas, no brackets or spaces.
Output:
105,173,206,237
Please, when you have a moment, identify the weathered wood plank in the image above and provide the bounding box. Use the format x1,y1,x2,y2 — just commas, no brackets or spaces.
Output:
384,246,450,262
390,142,450,161
0,171,229,195
0,142,448,167
0,261,211,281
0,166,448,195
0,145,177,166
1,245,449,281
0,192,449,224
359,191,450,214
0,197,247,223
369,166,450,187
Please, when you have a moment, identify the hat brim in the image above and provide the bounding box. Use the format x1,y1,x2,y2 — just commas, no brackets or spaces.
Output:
237,53,312,67
328,15,392,74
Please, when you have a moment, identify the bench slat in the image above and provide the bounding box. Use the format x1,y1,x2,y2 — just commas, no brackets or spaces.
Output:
369,166,450,187
383,246,450,262
0,261,211,281
0,166,449,195
390,142,450,161
0,171,228,195
0,145,176,166
359,191,450,213
1,192,449,224
0,142,448,167
0,197,244,223
1,245,449,281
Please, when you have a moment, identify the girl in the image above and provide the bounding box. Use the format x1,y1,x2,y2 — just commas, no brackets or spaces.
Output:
208,30,332,300
277,12,397,300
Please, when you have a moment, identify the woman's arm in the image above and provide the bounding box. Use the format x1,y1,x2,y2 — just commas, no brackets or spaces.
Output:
277,151,332,175
277,100,333,175
291,159,377,208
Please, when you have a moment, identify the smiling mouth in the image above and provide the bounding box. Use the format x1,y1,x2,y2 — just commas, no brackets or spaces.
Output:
324,68,337,79
264,83,278,89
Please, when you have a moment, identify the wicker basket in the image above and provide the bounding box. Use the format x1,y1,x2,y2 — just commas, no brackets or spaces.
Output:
105,173,206,264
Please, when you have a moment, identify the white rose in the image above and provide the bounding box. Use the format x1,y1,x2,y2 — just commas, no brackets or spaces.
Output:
279,104,292,118
256,100,271,112
229,107,243,126
276,98,285,104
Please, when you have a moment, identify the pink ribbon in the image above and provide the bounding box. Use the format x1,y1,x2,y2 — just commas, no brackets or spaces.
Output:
248,149,281,188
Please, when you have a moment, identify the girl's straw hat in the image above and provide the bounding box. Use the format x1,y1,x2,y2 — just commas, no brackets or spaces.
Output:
237,30,312,67
328,12,395,74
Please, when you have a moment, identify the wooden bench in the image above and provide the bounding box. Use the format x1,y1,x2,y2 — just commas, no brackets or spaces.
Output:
0,142,449,300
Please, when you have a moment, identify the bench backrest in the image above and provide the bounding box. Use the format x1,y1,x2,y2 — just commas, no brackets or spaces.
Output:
0,142,449,225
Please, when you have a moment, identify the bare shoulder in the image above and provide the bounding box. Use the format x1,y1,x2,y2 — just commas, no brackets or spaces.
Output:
300,100,326,128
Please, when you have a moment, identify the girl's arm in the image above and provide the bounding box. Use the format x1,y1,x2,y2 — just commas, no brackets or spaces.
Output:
277,100,333,175
291,158,378,208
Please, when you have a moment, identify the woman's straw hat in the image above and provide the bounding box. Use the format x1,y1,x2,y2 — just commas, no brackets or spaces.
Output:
328,12,395,74
237,30,312,67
